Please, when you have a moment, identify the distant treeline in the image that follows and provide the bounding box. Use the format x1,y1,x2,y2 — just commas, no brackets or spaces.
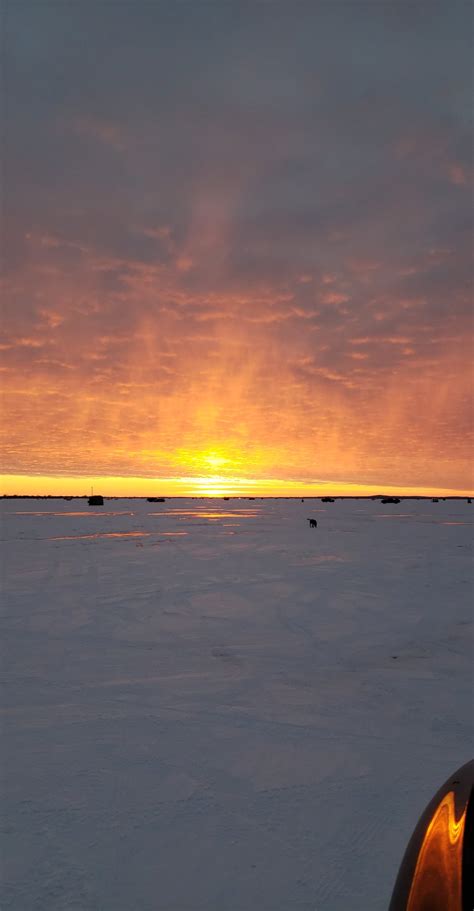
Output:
1,494,472,501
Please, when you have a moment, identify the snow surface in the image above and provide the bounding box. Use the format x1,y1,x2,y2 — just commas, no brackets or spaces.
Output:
1,497,473,911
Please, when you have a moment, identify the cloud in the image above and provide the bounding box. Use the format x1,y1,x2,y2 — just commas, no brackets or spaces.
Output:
1,1,472,490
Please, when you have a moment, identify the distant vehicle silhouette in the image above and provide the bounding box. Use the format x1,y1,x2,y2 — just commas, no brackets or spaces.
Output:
88,495,104,506
307,518,318,528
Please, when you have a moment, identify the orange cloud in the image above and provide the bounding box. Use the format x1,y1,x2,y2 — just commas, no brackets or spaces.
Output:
1,224,473,495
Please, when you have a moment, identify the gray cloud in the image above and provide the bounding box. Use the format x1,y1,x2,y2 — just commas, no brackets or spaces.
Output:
2,0,472,488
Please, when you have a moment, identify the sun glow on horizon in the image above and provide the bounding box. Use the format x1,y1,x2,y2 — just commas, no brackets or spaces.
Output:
1,474,473,499
175,446,244,474
171,443,285,479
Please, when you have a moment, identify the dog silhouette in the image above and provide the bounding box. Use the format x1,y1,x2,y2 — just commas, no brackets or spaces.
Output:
307,518,318,528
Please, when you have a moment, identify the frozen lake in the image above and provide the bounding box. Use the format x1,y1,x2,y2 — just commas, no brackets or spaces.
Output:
1,497,473,910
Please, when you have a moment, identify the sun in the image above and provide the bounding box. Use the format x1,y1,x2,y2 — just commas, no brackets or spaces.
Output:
174,446,244,476
168,446,256,496
201,451,232,470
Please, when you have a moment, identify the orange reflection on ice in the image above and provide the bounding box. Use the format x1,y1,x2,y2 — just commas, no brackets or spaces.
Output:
48,531,150,541
406,790,465,911
148,510,259,519
442,521,472,526
189,511,257,519
13,511,134,518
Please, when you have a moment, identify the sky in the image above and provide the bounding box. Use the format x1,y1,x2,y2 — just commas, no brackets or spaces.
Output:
1,1,473,496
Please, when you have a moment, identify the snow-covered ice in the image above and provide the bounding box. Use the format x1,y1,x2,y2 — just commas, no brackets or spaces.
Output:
1,497,473,910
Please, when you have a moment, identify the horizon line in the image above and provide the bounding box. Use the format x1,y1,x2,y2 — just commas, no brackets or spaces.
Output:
2,494,473,501
1,473,473,499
